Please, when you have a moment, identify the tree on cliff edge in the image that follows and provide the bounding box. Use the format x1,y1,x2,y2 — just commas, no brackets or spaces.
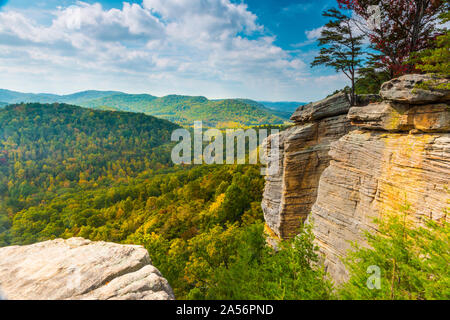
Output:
311,8,364,105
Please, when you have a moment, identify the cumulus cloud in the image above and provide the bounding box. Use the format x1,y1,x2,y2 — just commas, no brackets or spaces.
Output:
305,26,324,40
0,0,347,100
53,2,164,41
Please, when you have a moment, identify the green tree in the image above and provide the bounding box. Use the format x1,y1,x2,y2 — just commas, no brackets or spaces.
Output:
195,223,333,300
411,0,450,78
311,7,365,105
354,57,391,94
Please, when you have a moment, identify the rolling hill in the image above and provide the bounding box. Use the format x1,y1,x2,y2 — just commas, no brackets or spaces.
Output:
82,94,288,127
0,89,291,127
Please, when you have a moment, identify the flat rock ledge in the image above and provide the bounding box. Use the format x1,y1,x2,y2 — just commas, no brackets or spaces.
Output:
0,238,175,300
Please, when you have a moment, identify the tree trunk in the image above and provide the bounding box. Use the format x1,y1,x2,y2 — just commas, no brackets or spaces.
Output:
351,75,355,106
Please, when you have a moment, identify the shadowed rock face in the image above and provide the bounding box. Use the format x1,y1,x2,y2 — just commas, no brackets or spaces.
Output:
0,238,175,300
262,92,377,239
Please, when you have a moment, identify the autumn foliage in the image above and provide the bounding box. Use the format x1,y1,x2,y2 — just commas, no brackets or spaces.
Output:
337,0,446,76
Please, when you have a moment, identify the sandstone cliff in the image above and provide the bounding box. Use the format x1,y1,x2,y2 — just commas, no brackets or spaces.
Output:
0,238,175,300
310,74,449,282
262,92,378,239
262,74,449,283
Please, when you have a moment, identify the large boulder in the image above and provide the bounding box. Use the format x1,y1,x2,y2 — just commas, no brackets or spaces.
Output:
0,238,175,300
380,74,450,104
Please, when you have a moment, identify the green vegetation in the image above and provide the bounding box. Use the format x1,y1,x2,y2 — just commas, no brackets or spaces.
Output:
79,93,158,113
413,30,450,77
315,1,448,97
193,223,333,300
0,102,330,299
0,89,121,105
340,202,449,300
0,0,448,302
411,0,450,81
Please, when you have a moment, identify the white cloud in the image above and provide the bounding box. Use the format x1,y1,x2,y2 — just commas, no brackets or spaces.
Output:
305,26,324,40
0,1,349,101
52,2,164,41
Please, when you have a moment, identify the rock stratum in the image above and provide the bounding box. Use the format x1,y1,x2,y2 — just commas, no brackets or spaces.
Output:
262,92,378,239
0,238,175,300
263,74,449,283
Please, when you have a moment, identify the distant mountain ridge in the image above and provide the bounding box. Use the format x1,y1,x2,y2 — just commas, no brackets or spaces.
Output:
0,89,296,127
0,89,122,104
258,101,308,113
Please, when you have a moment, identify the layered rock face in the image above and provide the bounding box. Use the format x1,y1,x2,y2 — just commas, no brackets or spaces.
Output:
262,74,449,283
262,92,377,239
308,74,449,282
0,238,175,300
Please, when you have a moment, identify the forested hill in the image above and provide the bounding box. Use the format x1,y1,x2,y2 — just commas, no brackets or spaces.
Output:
81,94,288,127
0,90,290,127
0,103,179,235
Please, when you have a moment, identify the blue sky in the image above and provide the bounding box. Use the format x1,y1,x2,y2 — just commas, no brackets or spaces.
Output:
0,0,345,101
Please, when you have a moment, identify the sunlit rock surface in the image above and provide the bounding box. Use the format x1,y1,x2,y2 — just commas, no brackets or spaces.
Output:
0,238,175,300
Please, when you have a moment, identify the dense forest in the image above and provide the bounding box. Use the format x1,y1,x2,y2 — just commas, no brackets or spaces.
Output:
0,102,328,299
83,94,288,127
0,103,179,244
